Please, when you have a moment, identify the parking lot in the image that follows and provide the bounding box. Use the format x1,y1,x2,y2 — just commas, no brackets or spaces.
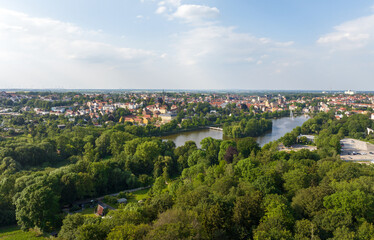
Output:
340,138,374,163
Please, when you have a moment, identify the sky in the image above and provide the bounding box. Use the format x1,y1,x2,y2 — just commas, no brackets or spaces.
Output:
0,0,374,90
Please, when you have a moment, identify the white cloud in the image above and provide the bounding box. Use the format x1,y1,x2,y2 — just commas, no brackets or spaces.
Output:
155,6,167,14
0,8,155,63
317,14,374,50
172,25,294,66
155,1,220,25
173,4,219,24
159,0,181,7
0,8,161,88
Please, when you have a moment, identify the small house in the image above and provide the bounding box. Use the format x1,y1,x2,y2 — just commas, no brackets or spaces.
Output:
96,204,108,217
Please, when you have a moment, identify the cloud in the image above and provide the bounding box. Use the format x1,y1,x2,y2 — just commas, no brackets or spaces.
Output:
155,6,167,14
317,14,374,50
0,8,155,63
0,8,161,88
4,3,374,90
172,25,294,66
173,4,220,24
160,0,181,7
155,1,219,25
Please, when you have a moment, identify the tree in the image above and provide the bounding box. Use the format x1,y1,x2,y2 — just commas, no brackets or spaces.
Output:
224,146,238,164
77,223,108,240
357,221,374,240
58,214,85,240
324,190,374,221
282,132,297,147
146,208,206,240
237,137,260,158
14,182,60,231
187,150,206,167
110,132,134,156
0,156,20,174
294,219,320,240
107,223,150,240
175,141,198,171
134,141,161,174
232,191,263,239
253,194,294,239
201,201,232,239
60,173,78,204
95,132,111,157
218,140,236,162
75,172,95,199
283,168,311,197
331,227,355,240
200,137,221,166
292,185,333,218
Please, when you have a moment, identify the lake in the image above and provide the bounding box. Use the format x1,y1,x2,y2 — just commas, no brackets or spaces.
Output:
162,115,310,148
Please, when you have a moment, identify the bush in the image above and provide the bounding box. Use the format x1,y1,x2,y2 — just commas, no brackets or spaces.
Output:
103,195,118,205
117,191,127,199
117,192,133,199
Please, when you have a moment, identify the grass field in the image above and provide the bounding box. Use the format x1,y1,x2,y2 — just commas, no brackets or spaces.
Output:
128,188,150,203
101,188,150,208
80,207,97,217
0,226,48,239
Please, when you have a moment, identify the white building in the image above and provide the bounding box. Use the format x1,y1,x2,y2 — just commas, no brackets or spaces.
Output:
344,90,356,95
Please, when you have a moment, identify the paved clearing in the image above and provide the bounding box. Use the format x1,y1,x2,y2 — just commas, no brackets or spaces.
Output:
340,138,374,163
278,144,317,152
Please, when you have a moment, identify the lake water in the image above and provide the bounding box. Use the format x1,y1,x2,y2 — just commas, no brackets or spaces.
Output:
162,115,310,148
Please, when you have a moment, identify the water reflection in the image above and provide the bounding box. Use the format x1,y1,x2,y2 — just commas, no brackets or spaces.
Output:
255,115,309,146
162,115,309,148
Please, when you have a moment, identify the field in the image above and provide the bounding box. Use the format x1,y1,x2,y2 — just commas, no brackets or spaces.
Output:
102,188,150,207
128,188,150,203
80,207,97,217
0,226,48,239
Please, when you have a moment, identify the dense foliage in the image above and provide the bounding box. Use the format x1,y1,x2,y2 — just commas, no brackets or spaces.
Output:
2,105,374,239
223,118,272,138
57,142,374,240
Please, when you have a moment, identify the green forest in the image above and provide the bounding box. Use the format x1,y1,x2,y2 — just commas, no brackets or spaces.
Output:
1,111,374,239
223,118,273,138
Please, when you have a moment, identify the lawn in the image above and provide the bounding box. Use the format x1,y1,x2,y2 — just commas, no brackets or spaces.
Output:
128,188,150,203
0,226,48,239
101,188,150,208
80,207,97,217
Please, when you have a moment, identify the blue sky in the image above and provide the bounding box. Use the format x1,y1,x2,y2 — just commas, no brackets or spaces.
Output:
0,0,374,90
